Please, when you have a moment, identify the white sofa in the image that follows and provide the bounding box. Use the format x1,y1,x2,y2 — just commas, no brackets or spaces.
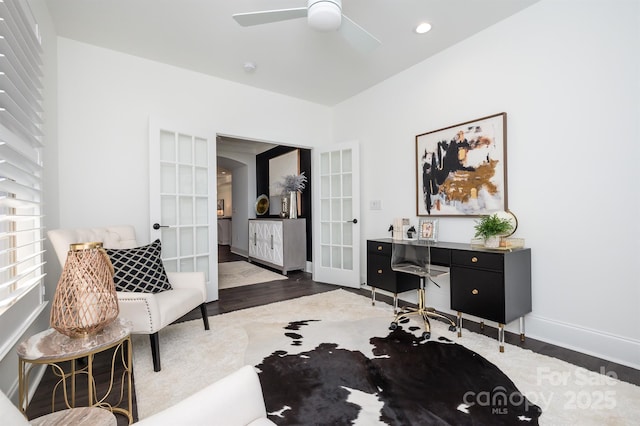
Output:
1,365,276,425
48,225,210,372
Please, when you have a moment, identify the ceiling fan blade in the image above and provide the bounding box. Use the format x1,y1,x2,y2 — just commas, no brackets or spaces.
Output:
232,8,308,27
339,15,381,54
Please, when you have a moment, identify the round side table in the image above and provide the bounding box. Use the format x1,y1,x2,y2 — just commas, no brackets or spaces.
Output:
17,319,133,424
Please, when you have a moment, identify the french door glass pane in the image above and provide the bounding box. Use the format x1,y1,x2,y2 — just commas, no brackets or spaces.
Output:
164,259,177,272
321,222,330,244
331,246,342,268
160,131,175,161
331,151,341,172
160,164,176,193
194,138,207,167
342,173,352,197
180,258,194,272
195,198,208,224
179,197,194,225
343,247,353,270
342,149,352,172
179,165,193,194
195,167,208,195
331,223,342,244
196,226,208,254
322,245,331,267
161,228,177,258
331,175,341,196
161,196,176,225
180,228,194,256
342,199,352,222
178,134,192,163
342,223,353,246
331,199,341,221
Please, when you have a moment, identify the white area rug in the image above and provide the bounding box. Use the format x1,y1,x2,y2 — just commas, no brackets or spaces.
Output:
132,290,640,424
218,261,287,289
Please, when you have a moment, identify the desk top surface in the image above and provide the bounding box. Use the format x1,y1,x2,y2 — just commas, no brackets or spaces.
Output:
17,319,131,362
369,238,529,253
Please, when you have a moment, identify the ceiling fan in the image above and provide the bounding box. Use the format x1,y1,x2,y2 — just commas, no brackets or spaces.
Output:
232,0,381,53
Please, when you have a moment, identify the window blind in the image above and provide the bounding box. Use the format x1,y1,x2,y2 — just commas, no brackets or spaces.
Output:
0,0,44,316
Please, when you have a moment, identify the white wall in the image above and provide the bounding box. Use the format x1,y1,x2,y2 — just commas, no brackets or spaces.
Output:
334,0,639,368
56,38,330,241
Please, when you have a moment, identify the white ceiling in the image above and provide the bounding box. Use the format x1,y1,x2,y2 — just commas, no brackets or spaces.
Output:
46,0,539,106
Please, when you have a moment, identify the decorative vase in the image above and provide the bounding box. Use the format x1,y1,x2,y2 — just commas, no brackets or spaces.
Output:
50,242,119,338
288,191,298,219
280,196,289,218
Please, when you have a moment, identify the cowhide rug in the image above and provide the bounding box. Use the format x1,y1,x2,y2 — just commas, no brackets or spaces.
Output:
133,290,640,425
252,319,541,425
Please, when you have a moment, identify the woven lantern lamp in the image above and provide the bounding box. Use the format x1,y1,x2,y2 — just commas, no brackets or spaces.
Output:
50,242,119,338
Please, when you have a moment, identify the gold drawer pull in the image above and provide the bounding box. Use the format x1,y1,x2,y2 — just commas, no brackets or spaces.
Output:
471,256,478,263
377,245,383,251
377,269,383,274
472,289,479,295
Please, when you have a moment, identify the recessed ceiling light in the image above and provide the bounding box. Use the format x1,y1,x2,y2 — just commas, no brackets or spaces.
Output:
243,61,257,73
415,22,432,34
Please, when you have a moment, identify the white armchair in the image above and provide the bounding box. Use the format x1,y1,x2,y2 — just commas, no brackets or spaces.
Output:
48,225,210,372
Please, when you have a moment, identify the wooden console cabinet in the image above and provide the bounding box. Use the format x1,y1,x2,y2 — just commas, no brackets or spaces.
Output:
248,219,306,275
366,238,532,351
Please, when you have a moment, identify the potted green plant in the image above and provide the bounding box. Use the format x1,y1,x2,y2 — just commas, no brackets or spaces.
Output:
473,213,514,248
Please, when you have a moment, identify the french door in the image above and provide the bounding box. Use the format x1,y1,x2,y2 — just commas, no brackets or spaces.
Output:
149,119,218,302
312,141,360,288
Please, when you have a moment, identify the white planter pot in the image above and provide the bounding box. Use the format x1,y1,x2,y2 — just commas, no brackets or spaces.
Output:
484,236,500,248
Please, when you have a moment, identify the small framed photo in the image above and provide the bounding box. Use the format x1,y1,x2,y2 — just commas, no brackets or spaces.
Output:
419,219,438,242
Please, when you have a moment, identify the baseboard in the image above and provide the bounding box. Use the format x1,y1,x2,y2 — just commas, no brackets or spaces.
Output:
524,314,640,370
230,247,248,258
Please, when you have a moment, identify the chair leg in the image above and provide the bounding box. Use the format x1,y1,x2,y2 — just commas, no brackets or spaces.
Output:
150,332,161,372
200,303,210,330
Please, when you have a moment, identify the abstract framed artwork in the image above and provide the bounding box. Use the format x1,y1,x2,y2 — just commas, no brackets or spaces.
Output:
416,112,507,216
419,219,438,242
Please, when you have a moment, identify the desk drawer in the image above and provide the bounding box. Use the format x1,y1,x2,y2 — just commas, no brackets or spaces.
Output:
367,253,394,290
367,240,390,256
451,250,503,271
451,266,505,323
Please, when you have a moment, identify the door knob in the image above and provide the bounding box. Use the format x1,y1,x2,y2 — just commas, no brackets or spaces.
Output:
152,223,169,230
346,218,358,224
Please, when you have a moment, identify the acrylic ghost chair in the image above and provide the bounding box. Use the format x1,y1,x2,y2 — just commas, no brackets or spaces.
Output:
388,240,457,339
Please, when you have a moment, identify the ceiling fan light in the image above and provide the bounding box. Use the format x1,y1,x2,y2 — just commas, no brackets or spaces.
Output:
308,0,342,32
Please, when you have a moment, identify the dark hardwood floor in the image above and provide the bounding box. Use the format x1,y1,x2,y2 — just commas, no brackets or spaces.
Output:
24,245,639,425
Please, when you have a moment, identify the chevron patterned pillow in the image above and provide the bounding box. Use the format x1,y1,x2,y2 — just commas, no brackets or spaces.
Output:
106,239,173,293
